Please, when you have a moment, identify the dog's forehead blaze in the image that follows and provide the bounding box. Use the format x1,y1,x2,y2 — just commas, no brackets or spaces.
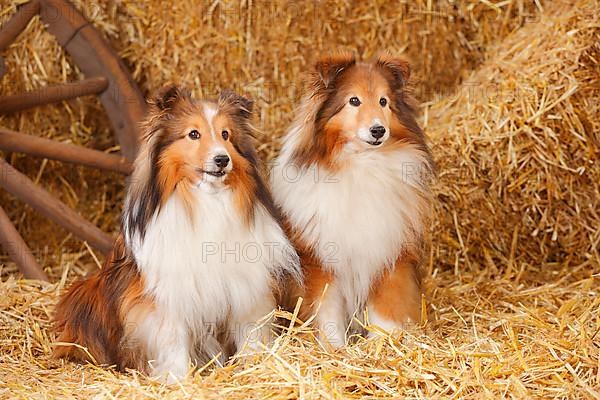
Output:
179,112,211,135
170,105,233,142
329,67,392,127
182,107,238,135
340,65,392,100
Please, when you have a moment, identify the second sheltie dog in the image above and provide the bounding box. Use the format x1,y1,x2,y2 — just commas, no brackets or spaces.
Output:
54,86,300,380
273,53,433,347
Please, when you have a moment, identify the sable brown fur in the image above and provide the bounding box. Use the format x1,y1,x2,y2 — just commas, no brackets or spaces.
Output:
53,86,290,373
276,54,434,340
53,236,149,371
290,53,432,170
2,0,599,397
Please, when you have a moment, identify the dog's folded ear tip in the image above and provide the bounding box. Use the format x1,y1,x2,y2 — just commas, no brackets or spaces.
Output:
375,54,411,82
312,52,357,89
150,84,189,111
219,90,254,117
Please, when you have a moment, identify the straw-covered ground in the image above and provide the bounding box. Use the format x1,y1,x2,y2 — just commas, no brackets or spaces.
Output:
1,0,599,398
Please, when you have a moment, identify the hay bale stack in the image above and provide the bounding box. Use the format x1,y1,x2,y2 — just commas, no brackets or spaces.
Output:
0,1,599,398
77,0,540,153
0,0,540,278
428,0,599,274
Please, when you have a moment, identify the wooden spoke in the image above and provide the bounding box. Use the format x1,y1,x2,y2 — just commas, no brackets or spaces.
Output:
0,204,48,281
40,0,146,160
0,56,5,80
0,0,41,52
0,0,147,280
0,128,132,174
0,158,114,254
0,76,108,114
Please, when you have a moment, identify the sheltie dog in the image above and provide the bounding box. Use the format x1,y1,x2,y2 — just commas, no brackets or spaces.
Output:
272,53,433,347
54,86,300,380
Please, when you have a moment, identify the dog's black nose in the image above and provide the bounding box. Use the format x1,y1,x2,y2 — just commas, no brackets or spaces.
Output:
369,125,386,139
213,154,230,168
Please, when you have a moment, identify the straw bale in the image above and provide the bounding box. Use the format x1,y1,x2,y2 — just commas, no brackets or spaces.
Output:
0,0,599,398
1,0,540,278
426,0,599,274
0,254,597,397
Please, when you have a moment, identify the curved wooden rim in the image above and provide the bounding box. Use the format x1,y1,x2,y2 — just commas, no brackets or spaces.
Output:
40,0,146,160
0,0,147,280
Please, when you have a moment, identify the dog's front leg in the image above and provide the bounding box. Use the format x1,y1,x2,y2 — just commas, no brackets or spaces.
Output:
366,255,422,337
138,311,192,383
301,265,347,349
231,292,276,354
314,278,347,348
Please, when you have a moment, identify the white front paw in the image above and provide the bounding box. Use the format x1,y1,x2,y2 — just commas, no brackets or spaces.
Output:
319,321,346,349
150,359,190,384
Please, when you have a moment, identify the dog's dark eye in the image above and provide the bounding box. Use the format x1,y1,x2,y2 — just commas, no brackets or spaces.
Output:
221,130,229,140
379,98,388,107
188,130,201,140
349,97,361,107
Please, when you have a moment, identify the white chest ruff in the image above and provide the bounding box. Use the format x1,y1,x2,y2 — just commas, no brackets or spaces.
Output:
273,142,430,309
129,188,298,329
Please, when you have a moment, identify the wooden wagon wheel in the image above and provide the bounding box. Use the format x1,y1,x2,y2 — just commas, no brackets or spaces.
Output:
0,0,146,281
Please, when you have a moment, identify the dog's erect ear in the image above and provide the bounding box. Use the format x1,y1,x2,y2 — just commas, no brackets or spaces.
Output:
376,54,411,87
313,52,356,89
150,84,189,111
219,89,253,119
